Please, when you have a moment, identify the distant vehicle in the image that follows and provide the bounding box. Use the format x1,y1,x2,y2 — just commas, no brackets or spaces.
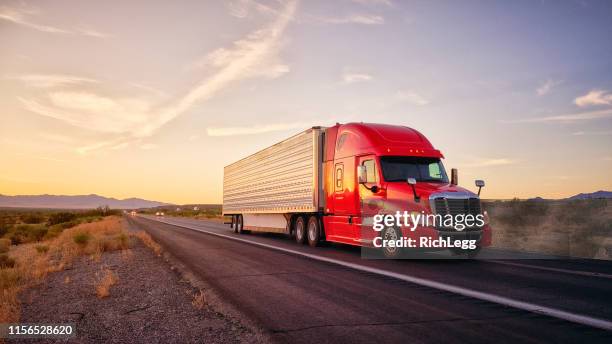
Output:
155,212,164,216
130,211,137,216
222,123,491,258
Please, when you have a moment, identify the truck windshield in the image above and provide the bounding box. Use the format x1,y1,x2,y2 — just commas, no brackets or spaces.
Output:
380,156,449,183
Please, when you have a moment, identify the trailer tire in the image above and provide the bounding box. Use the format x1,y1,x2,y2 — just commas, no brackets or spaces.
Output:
231,215,237,233
294,216,307,245
307,215,321,247
236,214,244,234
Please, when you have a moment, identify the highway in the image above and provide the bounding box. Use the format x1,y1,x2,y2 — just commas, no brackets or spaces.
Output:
127,215,612,343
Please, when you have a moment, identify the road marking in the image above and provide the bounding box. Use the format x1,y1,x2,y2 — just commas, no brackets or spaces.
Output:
140,216,612,332
490,260,612,279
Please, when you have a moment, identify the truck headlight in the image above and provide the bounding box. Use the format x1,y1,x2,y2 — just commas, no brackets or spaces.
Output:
483,210,490,225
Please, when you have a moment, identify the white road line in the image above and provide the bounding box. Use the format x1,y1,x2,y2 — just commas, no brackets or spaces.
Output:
490,260,612,279
141,216,612,332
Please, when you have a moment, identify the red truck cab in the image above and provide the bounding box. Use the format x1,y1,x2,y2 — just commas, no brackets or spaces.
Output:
321,123,492,257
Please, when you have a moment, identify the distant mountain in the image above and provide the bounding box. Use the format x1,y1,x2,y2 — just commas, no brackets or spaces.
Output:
566,190,612,200
527,197,548,202
0,194,170,209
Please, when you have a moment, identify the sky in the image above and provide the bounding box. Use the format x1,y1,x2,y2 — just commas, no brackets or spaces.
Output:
1,0,611,204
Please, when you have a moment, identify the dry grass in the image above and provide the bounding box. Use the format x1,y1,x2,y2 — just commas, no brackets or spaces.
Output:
0,216,130,323
192,289,206,310
0,238,11,254
486,199,612,258
95,268,118,298
131,231,162,256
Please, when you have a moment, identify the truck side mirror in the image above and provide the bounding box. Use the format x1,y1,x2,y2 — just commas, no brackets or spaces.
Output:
451,168,458,186
406,178,420,202
475,179,485,196
357,165,367,184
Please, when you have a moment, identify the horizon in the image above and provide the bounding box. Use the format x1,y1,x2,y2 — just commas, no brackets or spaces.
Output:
2,189,612,207
1,0,611,203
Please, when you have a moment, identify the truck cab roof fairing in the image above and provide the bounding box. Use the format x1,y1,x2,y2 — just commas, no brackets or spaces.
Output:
334,123,444,159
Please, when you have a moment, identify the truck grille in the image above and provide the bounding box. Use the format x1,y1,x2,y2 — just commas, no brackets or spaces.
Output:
432,197,482,217
431,196,482,232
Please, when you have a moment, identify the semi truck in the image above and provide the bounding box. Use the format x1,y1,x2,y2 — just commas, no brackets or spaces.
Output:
222,123,492,258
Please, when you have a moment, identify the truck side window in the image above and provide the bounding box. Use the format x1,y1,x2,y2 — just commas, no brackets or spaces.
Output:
335,164,343,191
336,133,348,152
428,162,442,179
362,160,377,183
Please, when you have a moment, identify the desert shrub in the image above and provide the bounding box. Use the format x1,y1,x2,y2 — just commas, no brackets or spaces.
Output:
131,231,161,256
493,198,550,227
7,224,48,244
91,232,131,258
73,232,91,246
0,239,11,254
95,268,118,298
83,206,121,218
117,233,129,249
0,254,15,268
22,213,45,224
48,212,77,226
192,290,206,310
59,220,79,229
556,199,607,225
35,245,49,254
0,268,20,289
30,226,48,242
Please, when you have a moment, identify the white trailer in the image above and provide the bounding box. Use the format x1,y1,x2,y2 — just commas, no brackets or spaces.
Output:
222,127,325,233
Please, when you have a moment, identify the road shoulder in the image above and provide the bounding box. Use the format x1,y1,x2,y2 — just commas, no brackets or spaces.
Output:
17,218,262,343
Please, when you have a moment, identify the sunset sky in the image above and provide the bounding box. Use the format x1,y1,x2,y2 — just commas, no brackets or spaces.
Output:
1,0,611,204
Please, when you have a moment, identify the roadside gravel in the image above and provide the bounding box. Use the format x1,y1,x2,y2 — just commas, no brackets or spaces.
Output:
16,220,260,343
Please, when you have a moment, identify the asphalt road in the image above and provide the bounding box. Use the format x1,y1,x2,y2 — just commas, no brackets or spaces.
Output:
127,215,612,343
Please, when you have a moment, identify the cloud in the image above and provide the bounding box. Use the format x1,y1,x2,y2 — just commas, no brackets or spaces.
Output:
9,74,98,88
20,0,298,153
502,109,612,123
571,130,612,136
463,158,516,167
0,6,108,38
19,92,149,134
574,89,612,107
138,0,298,138
206,121,314,136
342,72,372,84
536,79,561,96
395,91,429,106
319,14,384,25
227,0,285,19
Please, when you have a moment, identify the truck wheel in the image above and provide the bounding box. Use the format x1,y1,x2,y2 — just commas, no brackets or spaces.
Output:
307,216,321,247
236,215,244,234
294,216,306,245
231,215,237,233
381,227,402,259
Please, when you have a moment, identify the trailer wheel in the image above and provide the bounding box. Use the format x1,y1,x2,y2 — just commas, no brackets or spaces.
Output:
294,216,307,245
236,214,244,234
231,215,237,233
307,216,321,247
